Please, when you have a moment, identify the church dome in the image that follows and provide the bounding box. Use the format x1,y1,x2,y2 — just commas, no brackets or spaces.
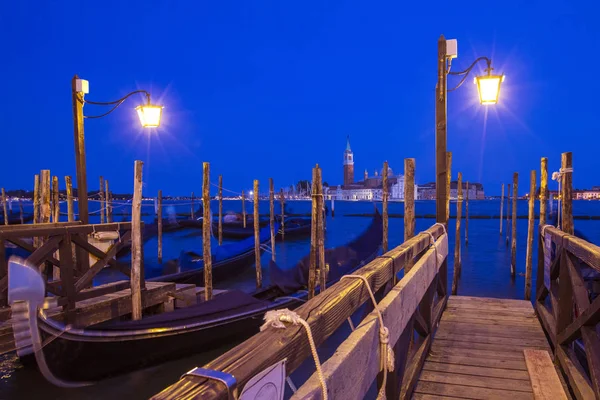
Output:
380,166,393,177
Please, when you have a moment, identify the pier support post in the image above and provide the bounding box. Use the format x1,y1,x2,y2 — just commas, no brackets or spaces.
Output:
506,183,511,246
560,152,573,235
525,170,536,300
66,176,74,221
280,188,285,239
511,173,518,278
52,176,60,223
241,190,247,228
218,175,223,246
269,178,276,261
203,164,213,300
253,180,261,289
500,183,504,235
72,75,89,224
158,190,163,264
316,167,326,292
99,176,105,224
1,189,7,225
536,158,548,300
33,175,40,247
105,179,112,223
404,158,416,276
465,181,469,246
309,166,320,298
452,173,462,295
131,160,144,320
40,170,51,225
382,161,389,253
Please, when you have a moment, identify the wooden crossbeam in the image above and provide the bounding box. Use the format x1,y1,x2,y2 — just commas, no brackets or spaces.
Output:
565,252,590,316
557,294,600,344
5,236,61,267
25,236,62,267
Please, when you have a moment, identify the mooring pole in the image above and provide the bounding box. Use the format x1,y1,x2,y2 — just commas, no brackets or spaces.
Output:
404,158,416,273
203,164,213,300
525,170,536,300
52,176,60,223
131,160,144,320
279,188,285,239
269,178,276,261
511,173,518,278
536,157,548,300
99,176,105,224
1,189,7,226
105,179,112,223
72,75,89,224
308,166,319,299
253,180,261,289
506,183,511,246
382,161,389,253
157,190,163,264
241,190,247,228
452,172,463,295
560,152,573,235
465,181,469,246
500,183,504,235
218,175,223,246
435,35,448,227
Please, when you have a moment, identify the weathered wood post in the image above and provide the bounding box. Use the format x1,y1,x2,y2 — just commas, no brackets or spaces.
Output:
308,166,319,298
191,192,195,220
1,189,7,225
511,173,518,278
506,183,511,246
131,160,144,320
65,176,74,222
452,173,463,295
525,170,536,300
203,163,213,300
52,176,60,223
18,200,24,224
279,188,285,239
560,152,573,235
316,166,326,292
157,190,163,264
404,158,416,276
269,178,276,261
218,175,223,246
253,180,261,289
465,181,469,246
33,175,40,247
99,176,105,224
105,179,112,223
40,170,51,224
382,161,389,253
500,183,504,235
536,157,548,300
446,152,452,227
241,190,247,228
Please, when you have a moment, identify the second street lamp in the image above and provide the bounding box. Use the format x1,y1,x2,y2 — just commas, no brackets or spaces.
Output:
71,75,163,224
435,36,504,226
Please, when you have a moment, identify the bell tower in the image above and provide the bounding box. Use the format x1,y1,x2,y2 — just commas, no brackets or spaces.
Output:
343,135,354,186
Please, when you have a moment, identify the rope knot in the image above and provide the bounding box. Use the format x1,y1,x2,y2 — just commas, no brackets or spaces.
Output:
260,309,301,331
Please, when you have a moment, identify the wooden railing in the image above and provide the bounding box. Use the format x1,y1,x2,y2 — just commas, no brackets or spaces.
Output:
536,225,600,399
152,223,447,400
0,222,136,315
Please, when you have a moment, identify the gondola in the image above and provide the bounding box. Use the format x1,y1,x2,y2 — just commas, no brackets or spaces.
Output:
8,212,381,385
177,217,270,237
278,217,311,239
115,219,186,258
150,223,277,284
0,213,34,225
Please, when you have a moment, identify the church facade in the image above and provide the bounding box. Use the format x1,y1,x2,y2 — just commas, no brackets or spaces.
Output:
330,137,418,201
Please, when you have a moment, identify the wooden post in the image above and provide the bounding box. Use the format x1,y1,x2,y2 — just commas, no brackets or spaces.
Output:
279,188,285,239
18,200,24,224
99,176,105,224
40,171,51,224
525,170,536,300
506,183,511,246
316,166,326,292
511,173,518,278
382,161,389,253
203,163,213,300
253,180,261,289
72,75,89,224
1,189,7,225
158,190,163,264
52,176,60,223
131,160,144,321
452,172,463,295
308,166,319,299
65,176,74,222
446,152,452,227
465,180,469,246
269,178,276,261
105,179,112,223
404,159,416,276
536,157,548,300
33,175,40,247
560,152,573,235
190,192,195,219
218,175,223,246
435,35,448,227
241,190,247,228
500,183,504,235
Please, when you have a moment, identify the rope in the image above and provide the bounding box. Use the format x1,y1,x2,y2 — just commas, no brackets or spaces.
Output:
340,275,394,400
259,244,273,254
260,309,328,400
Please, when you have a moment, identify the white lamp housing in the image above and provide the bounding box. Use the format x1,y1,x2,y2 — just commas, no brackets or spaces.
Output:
446,39,458,59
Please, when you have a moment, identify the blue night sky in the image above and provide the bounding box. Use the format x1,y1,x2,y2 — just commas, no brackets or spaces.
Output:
1,1,598,196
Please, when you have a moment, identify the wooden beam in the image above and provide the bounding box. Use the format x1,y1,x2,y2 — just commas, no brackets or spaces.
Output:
203,162,213,301
253,179,261,289
557,294,600,345
556,345,595,400
435,35,448,227
523,349,568,399
292,234,448,399
560,152,573,235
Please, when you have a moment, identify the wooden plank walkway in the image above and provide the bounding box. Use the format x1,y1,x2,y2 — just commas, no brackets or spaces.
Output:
414,296,563,400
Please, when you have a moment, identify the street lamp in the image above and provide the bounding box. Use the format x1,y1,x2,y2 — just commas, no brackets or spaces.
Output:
435,36,504,226
71,75,163,224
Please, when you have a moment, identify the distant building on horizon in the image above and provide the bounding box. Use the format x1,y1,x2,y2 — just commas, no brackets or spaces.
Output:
417,181,485,200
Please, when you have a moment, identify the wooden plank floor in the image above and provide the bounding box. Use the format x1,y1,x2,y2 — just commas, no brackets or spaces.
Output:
413,296,555,400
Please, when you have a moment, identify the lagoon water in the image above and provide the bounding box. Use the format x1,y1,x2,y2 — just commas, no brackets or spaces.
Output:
1,199,599,399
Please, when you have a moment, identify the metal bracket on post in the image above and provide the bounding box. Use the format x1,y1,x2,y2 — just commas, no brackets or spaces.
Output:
181,367,238,400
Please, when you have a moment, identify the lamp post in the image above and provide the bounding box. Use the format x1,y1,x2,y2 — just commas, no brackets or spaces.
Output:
71,75,163,224
435,35,504,226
